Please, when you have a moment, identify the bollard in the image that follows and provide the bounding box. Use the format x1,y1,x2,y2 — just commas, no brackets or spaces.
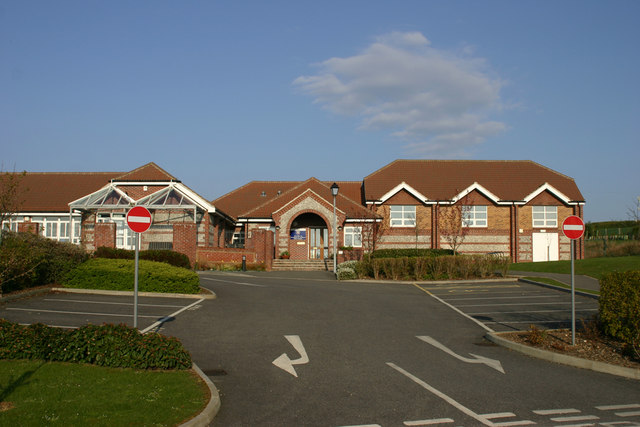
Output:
242,255,246,272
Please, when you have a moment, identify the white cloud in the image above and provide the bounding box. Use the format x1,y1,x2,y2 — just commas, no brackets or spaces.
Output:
293,32,506,157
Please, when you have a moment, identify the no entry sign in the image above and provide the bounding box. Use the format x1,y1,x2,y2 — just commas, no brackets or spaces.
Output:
562,215,585,240
126,206,152,233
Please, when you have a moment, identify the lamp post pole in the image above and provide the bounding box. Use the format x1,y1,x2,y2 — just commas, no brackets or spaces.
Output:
331,183,339,274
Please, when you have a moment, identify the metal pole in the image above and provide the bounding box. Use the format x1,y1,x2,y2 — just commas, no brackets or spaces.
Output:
333,194,337,274
571,239,576,346
134,232,139,329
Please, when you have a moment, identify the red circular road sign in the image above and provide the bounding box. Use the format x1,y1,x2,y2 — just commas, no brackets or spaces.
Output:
562,215,585,240
126,206,152,233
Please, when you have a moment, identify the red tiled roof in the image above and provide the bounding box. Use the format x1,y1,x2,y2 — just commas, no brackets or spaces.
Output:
113,162,177,182
7,172,120,212
364,160,584,202
241,178,373,219
213,179,370,220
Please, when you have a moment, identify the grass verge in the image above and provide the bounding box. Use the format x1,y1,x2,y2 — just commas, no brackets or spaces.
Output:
510,255,640,280
0,359,208,426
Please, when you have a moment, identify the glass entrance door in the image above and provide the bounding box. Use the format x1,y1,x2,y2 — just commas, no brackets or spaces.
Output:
309,227,328,259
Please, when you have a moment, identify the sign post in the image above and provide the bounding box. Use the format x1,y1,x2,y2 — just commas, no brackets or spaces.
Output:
562,215,585,346
126,206,152,329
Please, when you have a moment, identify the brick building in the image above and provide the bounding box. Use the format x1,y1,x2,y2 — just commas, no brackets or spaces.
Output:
214,160,585,263
2,159,585,268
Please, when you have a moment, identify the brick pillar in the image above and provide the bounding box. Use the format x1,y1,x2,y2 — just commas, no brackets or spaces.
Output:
18,222,40,235
95,223,116,249
173,223,197,267
245,229,275,270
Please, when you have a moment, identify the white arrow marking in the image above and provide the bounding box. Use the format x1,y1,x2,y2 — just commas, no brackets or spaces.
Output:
272,335,309,377
417,336,505,374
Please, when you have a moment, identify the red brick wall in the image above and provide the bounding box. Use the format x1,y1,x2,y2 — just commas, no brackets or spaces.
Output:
94,223,116,249
246,229,274,269
196,248,256,264
173,223,197,267
18,222,40,235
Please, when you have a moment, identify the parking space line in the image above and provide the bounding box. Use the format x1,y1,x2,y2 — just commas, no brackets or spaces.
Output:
404,418,455,425
7,307,159,318
468,309,598,315
141,298,204,334
44,298,186,308
413,284,494,333
454,302,590,307
444,295,561,301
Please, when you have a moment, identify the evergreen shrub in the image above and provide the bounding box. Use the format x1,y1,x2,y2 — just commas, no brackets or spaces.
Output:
63,258,200,294
0,320,191,369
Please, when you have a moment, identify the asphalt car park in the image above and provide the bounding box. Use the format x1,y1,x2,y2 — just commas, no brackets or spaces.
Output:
416,279,599,333
0,290,205,333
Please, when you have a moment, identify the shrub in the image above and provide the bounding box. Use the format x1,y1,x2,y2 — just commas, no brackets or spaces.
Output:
0,231,88,293
0,320,191,369
599,270,640,352
371,248,453,258
94,247,191,269
337,267,357,280
353,254,510,281
63,258,200,294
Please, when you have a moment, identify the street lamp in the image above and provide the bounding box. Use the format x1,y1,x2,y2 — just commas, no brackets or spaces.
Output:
330,183,339,274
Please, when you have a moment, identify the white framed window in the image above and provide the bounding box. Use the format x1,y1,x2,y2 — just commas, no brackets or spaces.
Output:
97,212,134,249
462,205,487,227
343,226,362,248
532,206,557,227
390,205,416,227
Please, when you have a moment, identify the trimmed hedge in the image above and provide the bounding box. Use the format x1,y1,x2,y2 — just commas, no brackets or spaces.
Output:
63,258,200,294
370,248,453,258
599,270,640,350
94,246,191,269
0,320,191,369
341,254,510,281
0,231,88,293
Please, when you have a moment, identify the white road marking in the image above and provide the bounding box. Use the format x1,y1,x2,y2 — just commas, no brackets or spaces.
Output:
455,302,589,307
272,335,309,378
404,418,454,425
550,415,599,423
388,363,534,426
596,404,640,411
7,307,159,318
140,298,204,334
414,284,494,333
444,295,561,301
201,277,266,287
482,413,517,419
417,336,505,374
44,298,184,308
468,309,598,315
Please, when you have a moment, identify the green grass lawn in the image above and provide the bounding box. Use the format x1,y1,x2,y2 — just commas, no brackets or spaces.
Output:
0,360,208,426
510,255,640,279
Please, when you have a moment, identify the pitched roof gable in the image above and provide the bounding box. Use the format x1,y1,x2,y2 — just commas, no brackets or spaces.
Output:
364,160,584,204
112,162,178,182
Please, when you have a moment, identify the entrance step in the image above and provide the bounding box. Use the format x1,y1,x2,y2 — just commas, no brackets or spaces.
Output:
272,259,329,271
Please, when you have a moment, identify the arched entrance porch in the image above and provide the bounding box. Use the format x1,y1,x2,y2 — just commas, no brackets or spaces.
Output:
289,212,329,260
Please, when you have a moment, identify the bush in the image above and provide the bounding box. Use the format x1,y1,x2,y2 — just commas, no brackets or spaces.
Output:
336,261,359,280
371,248,453,258
94,247,191,269
63,258,200,294
354,254,510,281
599,271,640,352
0,320,191,369
0,231,88,293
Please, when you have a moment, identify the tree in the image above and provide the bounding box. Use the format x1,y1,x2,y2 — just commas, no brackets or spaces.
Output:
438,200,471,255
627,197,640,222
0,169,27,244
358,206,387,257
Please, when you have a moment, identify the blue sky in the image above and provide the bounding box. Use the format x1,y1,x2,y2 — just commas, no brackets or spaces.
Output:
1,1,638,222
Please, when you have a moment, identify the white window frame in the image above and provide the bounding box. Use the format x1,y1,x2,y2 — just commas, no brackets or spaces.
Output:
343,226,362,248
532,206,557,228
97,212,135,249
462,205,487,228
390,205,416,227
